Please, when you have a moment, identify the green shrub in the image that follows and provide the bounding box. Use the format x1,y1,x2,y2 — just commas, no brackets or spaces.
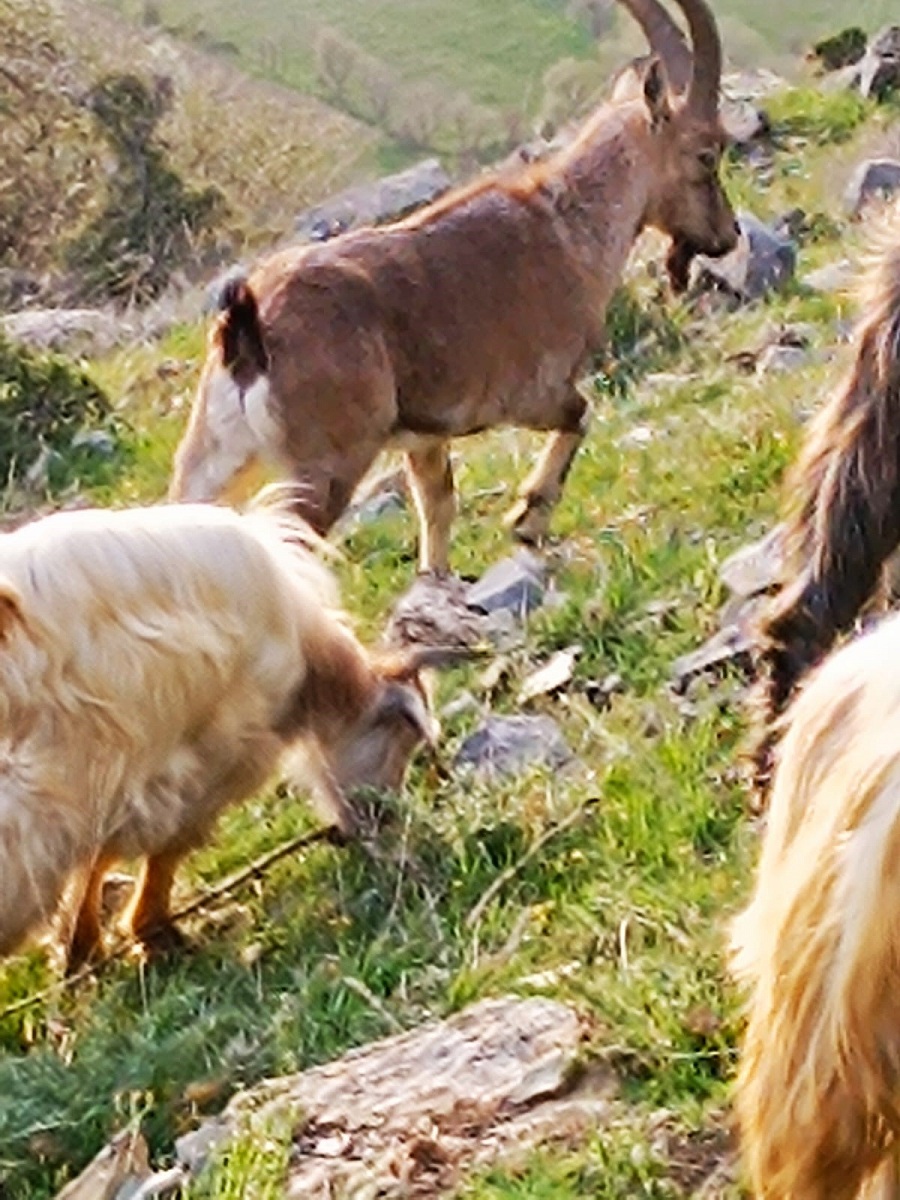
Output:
766,86,870,144
65,73,225,302
0,334,128,493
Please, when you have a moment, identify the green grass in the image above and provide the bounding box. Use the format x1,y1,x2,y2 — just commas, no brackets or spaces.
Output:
102,0,594,113
0,80,890,1199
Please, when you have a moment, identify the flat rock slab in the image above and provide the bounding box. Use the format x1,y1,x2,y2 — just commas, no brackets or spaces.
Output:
455,714,572,778
178,996,607,1199
294,158,451,241
719,526,785,598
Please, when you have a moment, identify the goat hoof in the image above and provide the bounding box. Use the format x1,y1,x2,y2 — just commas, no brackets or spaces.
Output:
505,498,550,545
132,920,192,960
64,936,104,978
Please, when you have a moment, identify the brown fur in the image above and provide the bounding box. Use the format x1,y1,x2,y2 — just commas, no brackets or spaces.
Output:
753,201,900,795
170,0,737,573
732,608,900,1199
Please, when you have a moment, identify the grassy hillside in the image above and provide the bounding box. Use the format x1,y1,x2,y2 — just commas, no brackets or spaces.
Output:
0,74,897,1198
98,0,900,112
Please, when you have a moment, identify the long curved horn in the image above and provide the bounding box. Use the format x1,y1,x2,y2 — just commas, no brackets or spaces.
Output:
617,0,692,92
670,0,723,116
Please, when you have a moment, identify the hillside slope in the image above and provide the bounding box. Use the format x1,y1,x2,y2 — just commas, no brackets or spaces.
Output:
0,61,898,1200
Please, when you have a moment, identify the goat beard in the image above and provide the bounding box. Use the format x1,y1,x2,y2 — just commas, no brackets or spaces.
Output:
665,239,698,294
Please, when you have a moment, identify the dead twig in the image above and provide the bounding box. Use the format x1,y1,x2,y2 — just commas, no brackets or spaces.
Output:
0,825,335,1023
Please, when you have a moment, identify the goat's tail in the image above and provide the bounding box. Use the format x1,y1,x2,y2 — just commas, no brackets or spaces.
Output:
732,619,900,1199
752,204,900,792
214,270,269,380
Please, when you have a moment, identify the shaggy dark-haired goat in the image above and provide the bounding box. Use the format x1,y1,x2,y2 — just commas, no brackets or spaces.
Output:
733,608,900,1200
754,202,900,791
0,502,447,973
170,0,737,573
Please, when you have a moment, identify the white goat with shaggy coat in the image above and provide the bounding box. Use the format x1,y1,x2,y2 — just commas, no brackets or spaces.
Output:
731,609,900,1199
0,501,440,973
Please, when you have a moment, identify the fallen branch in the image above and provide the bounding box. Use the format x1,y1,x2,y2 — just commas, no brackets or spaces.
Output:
0,825,335,1022
465,797,600,931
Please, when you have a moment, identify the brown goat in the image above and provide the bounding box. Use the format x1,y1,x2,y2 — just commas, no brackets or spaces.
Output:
0,499,450,973
170,0,737,573
753,201,900,794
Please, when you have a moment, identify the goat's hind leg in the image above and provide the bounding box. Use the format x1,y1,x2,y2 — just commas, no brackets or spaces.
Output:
64,852,116,974
504,386,588,545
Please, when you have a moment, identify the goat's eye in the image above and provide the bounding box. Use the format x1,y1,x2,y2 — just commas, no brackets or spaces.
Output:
698,149,718,172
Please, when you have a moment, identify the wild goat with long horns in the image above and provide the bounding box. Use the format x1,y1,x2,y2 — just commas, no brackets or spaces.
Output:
170,0,738,573
753,202,900,792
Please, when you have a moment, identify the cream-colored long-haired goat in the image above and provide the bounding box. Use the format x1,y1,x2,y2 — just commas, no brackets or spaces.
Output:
0,501,443,973
731,609,900,1200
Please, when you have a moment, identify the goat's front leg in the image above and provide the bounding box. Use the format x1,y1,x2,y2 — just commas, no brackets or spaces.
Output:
505,388,588,545
122,848,188,954
405,440,456,574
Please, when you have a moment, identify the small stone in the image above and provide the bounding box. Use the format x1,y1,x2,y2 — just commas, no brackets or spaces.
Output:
756,343,810,375
455,714,572,778
466,551,546,618
71,429,118,457
802,259,855,292
845,159,900,217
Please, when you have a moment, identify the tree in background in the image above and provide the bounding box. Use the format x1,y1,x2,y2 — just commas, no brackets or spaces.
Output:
65,72,224,302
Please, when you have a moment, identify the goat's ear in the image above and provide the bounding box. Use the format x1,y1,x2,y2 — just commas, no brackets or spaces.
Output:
375,682,440,748
0,581,25,643
642,56,671,129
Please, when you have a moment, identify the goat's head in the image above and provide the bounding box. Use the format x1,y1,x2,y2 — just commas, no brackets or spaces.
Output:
170,275,274,504
619,0,739,289
325,645,472,799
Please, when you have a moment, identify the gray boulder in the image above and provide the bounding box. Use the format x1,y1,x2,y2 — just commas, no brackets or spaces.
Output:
695,211,796,303
858,26,900,99
294,158,451,242
0,307,133,354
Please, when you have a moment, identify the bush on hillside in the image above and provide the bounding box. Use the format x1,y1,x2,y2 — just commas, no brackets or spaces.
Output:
64,73,225,302
766,86,870,143
0,334,127,493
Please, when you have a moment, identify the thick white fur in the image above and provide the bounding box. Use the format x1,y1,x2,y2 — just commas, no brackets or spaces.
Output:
0,501,423,964
731,610,900,1199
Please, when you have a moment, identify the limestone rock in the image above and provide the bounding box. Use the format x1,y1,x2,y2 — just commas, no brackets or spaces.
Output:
0,307,133,354
465,551,546,618
180,996,607,1199
294,159,451,242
